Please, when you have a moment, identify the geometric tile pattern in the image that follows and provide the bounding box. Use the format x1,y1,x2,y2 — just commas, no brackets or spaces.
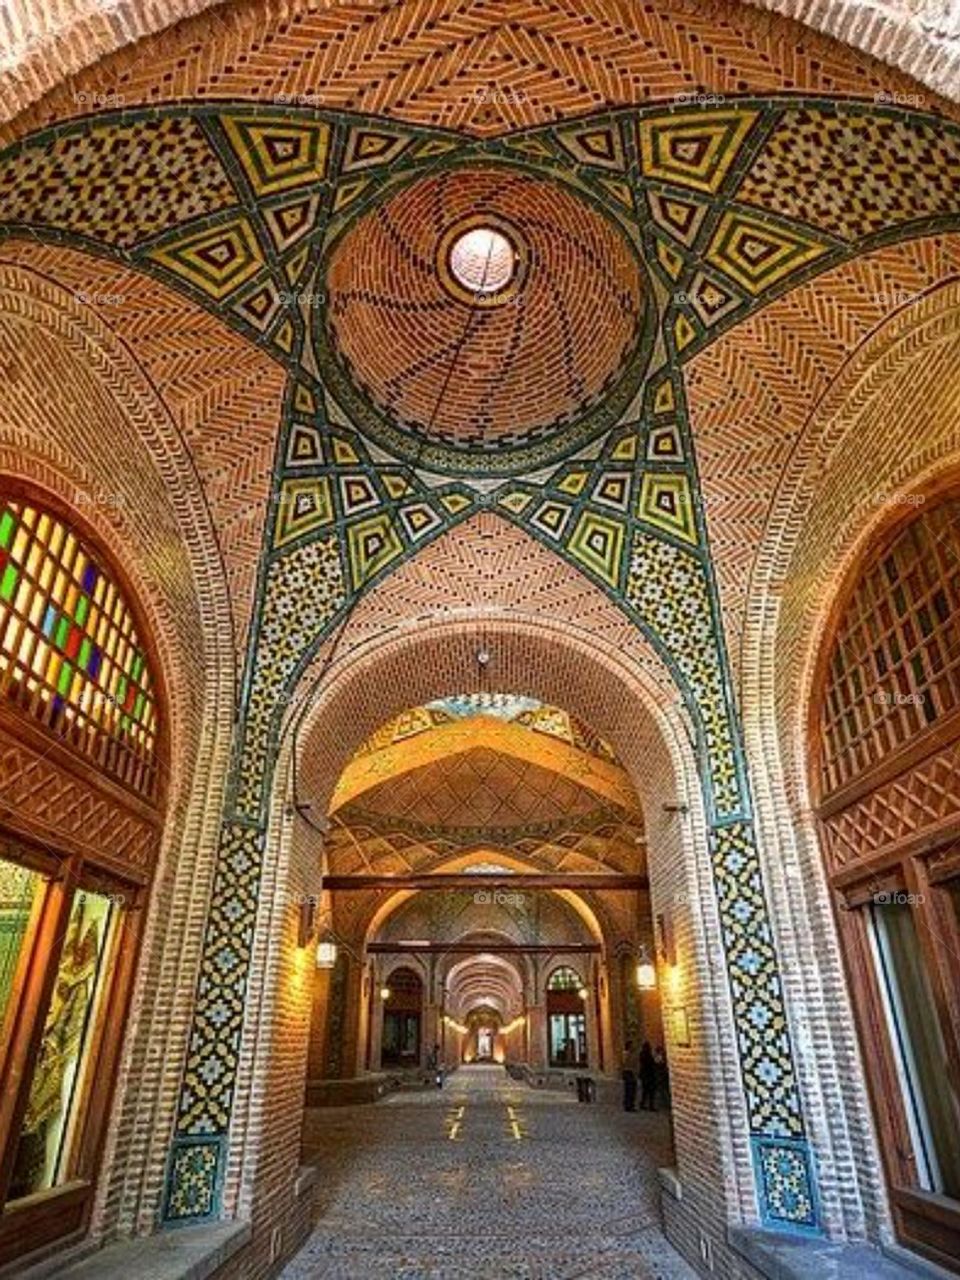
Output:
7,98,958,1233
753,1137,819,1230
626,533,740,818
236,537,346,818
219,115,330,196
163,1138,222,1221
712,822,804,1138
738,108,960,242
147,215,265,302
704,210,829,298
638,109,759,193
176,821,261,1135
0,117,236,248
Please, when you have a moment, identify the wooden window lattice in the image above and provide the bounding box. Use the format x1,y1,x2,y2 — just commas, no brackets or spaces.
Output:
821,500,960,797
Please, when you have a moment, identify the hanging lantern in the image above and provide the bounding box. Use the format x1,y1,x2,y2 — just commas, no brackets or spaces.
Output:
315,938,338,970
636,948,657,990
380,986,392,1001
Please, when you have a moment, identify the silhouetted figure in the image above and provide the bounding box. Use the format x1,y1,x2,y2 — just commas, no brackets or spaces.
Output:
654,1044,670,1110
639,1040,657,1111
621,1039,638,1111
429,1043,443,1087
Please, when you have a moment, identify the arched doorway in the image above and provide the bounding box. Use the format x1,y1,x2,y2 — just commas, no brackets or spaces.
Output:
272,615,772,1271
379,966,423,1068
545,966,588,1068
0,483,167,1266
811,492,960,1269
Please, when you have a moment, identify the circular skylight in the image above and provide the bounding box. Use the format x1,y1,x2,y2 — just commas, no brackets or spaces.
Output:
448,226,516,296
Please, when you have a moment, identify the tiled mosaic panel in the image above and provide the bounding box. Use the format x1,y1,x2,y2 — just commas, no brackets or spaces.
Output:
236,535,345,817
737,108,960,242
176,823,261,1137
164,1137,222,1221
2,100,959,389
752,1137,819,1230
0,116,235,248
0,498,158,797
712,823,803,1139
626,533,741,819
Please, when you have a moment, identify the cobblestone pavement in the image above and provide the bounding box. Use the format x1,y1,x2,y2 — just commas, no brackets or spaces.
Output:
282,1064,698,1279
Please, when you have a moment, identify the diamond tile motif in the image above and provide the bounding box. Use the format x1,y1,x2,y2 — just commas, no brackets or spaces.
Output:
638,109,759,193
146,215,265,301
705,210,829,296
221,114,330,195
13,92,950,1234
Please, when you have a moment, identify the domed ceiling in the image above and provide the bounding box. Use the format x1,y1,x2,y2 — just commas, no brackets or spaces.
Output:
323,165,647,467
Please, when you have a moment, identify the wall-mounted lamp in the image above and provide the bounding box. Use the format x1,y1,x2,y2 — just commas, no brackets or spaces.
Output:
380,986,392,1001
636,946,657,991
315,938,338,970
577,985,589,1001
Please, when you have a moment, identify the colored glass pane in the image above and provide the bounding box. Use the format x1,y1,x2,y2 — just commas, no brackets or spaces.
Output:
0,564,17,602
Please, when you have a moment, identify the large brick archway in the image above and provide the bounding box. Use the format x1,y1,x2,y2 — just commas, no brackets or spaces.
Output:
228,611,792,1275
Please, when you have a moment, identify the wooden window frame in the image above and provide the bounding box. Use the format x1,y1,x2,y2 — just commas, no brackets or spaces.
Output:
811,483,960,1274
0,480,166,1270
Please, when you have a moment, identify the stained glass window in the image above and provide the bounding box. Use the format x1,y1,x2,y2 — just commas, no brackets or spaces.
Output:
0,497,158,798
821,500,960,796
547,966,582,992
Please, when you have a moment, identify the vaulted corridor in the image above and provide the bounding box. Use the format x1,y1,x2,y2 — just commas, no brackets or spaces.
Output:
285,1065,693,1279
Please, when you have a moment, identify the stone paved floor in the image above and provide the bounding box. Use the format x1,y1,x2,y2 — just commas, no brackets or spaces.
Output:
282,1064,698,1279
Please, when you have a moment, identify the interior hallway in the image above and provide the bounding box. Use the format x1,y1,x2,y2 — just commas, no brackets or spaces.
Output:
284,1064,697,1279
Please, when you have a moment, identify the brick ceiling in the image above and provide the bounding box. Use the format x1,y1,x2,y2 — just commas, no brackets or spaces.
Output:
326,165,644,455
4,0,956,148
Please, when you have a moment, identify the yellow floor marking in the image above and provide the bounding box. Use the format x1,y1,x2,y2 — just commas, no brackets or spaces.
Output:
506,1104,524,1141
446,1104,465,1140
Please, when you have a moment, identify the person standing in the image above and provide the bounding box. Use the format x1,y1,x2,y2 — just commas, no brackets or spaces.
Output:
621,1039,638,1112
638,1040,657,1111
654,1044,670,1110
